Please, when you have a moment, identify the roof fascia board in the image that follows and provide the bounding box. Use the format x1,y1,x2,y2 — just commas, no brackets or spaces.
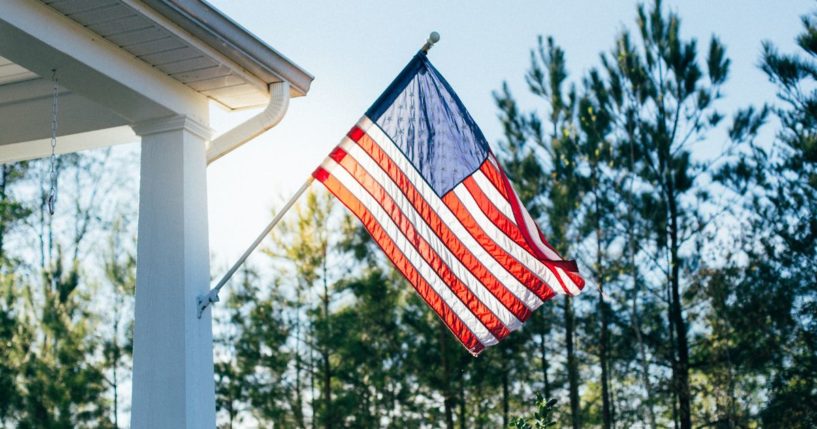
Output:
0,0,208,124
122,0,270,98
140,0,314,97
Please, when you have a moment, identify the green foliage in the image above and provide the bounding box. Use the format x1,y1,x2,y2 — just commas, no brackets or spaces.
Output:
595,2,733,427
716,10,817,428
488,1,817,428
228,271,292,427
0,146,137,428
2,2,816,429
0,272,23,422
0,250,114,429
508,395,558,429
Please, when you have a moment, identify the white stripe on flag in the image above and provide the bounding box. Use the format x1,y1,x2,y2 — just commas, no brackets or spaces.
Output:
325,157,499,347
508,185,565,262
484,154,582,296
338,140,524,330
507,184,581,295
556,266,582,296
472,171,515,221
355,119,545,310
454,185,568,296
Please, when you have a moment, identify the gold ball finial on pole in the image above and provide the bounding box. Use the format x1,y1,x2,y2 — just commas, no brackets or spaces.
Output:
421,31,441,54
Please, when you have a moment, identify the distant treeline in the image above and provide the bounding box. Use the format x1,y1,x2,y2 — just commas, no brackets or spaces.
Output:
0,1,814,428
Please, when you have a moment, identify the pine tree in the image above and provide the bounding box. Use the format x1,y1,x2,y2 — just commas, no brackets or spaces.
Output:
495,34,586,429
0,161,30,424
0,148,131,428
596,1,730,426
224,267,292,427
575,69,618,429
716,10,817,427
264,190,339,427
101,220,136,428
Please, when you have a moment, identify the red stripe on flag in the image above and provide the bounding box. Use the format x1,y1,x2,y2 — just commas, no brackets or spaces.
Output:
312,166,330,182
480,159,557,258
495,167,561,258
478,158,510,200
348,126,365,142
329,146,348,163
333,149,513,339
487,157,584,293
463,175,537,255
442,192,556,301
463,174,581,289
484,155,569,256
316,166,485,354
349,130,533,320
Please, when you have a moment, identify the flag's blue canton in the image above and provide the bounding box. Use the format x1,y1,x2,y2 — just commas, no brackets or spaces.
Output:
366,54,489,197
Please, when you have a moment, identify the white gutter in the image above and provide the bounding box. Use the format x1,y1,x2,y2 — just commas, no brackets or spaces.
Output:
206,81,290,164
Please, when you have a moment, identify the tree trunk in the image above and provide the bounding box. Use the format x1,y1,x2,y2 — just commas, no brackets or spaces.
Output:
595,195,613,429
565,296,581,429
667,277,679,429
459,370,466,429
294,349,305,428
309,345,316,429
476,379,484,429
112,293,121,429
322,262,333,429
0,165,7,255
294,290,306,429
627,132,658,429
501,362,510,428
631,282,658,429
539,315,551,399
441,326,455,429
599,292,612,429
322,348,331,429
667,189,691,429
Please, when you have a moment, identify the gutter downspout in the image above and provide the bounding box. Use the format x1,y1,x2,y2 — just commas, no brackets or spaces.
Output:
206,81,290,164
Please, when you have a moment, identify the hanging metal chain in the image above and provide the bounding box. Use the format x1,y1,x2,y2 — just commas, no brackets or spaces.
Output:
48,69,59,216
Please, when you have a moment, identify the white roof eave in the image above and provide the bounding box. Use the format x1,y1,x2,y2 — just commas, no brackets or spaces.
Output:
140,0,314,98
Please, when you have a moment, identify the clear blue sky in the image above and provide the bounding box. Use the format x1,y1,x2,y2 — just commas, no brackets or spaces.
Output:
204,0,811,269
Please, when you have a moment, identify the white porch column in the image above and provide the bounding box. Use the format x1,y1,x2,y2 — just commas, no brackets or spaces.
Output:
131,116,216,429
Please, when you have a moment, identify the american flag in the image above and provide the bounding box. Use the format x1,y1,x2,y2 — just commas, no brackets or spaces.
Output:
313,51,585,355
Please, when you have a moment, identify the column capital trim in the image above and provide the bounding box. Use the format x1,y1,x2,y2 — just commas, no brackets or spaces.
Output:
132,115,213,141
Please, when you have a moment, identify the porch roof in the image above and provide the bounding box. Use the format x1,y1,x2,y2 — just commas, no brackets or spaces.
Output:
41,0,313,109
0,0,313,161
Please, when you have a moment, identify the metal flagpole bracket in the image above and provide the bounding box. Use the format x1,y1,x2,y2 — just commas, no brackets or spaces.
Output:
421,31,440,54
197,289,220,318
